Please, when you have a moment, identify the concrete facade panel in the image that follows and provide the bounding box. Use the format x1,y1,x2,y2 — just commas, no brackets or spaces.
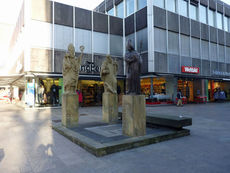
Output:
201,23,209,41
93,12,108,33
54,2,73,27
31,0,52,23
226,32,230,46
30,48,52,72
154,7,166,29
125,14,135,36
168,11,179,32
75,7,92,30
209,0,217,10
218,29,225,45
110,16,123,36
210,26,217,43
180,16,190,36
30,20,53,49
136,7,147,31
191,20,200,38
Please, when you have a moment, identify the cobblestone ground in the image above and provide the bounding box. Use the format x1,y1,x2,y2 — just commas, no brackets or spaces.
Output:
0,103,229,173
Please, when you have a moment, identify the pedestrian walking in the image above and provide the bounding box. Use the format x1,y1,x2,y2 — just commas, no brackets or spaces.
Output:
177,90,183,107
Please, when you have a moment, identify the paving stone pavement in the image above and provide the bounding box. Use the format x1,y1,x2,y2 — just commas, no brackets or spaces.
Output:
0,103,230,173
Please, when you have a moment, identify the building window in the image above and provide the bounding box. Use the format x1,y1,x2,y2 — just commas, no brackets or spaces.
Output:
208,9,215,27
189,4,198,20
201,40,209,60
137,28,148,52
108,8,114,16
168,31,179,55
191,37,200,58
178,0,188,17
224,16,228,32
126,33,135,50
126,0,134,16
200,5,207,24
154,27,166,53
181,34,190,57
116,1,124,18
166,0,176,13
154,0,165,9
137,0,147,10
210,43,218,61
217,12,223,30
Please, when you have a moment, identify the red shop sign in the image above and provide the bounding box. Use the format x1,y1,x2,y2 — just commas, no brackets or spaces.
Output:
181,66,199,74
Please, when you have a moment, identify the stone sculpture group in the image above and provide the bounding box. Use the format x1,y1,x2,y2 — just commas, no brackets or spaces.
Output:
62,41,146,137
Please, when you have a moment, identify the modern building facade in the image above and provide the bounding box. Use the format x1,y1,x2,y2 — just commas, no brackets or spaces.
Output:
7,0,230,107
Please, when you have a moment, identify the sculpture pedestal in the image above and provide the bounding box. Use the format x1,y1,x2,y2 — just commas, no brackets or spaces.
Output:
122,95,146,137
62,93,79,128
102,93,118,123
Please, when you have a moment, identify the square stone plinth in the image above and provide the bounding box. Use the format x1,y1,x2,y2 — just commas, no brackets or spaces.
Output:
122,95,146,137
102,93,118,123
62,93,79,128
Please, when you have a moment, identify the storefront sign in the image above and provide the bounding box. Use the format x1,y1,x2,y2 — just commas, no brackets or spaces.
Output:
181,66,199,74
212,71,230,76
80,61,101,73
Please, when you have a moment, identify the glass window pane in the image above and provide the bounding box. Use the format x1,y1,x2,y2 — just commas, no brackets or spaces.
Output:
190,4,197,20
178,0,188,17
191,37,200,58
200,5,207,24
181,34,190,56
208,9,215,27
224,16,228,32
218,45,225,62
154,0,165,9
217,12,223,29
137,28,148,52
116,1,124,18
154,27,166,53
93,32,108,54
168,31,179,55
137,0,147,10
126,0,134,16
166,0,176,13
110,35,123,56
210,43,217,61
108,8,114,16
126,33,135,51
226,47,230,63
201,40,209,60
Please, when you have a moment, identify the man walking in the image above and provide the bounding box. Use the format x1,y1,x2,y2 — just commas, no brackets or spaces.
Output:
177,90,183,107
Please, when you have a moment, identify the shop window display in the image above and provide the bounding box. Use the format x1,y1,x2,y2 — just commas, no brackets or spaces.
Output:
36,78,61,106
141,78,171,103
177,80,194,102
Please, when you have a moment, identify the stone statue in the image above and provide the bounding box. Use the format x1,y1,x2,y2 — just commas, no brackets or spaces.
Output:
100,55,118,94
62,44,84,94
125,40,142,95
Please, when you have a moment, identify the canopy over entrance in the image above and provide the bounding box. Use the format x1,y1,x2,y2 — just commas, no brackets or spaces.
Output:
0,74,26,87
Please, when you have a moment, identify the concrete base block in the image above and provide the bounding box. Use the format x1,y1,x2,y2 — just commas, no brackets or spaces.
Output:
62,93,79,128
122,95,146,137
102,93,118,123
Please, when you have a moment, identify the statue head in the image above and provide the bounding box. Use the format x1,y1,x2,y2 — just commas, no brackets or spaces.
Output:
68,44,75,58
126,40,134,52
106,55,112,63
